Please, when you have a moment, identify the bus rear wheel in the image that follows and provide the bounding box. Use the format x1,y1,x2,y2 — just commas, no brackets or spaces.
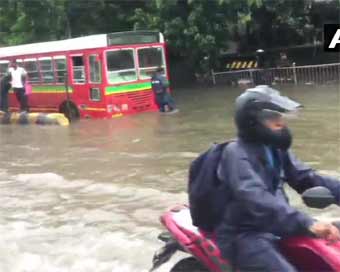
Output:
60,101,80,121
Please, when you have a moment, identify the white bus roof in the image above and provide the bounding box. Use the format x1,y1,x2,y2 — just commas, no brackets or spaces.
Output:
0,34,108,58
0,31,164,59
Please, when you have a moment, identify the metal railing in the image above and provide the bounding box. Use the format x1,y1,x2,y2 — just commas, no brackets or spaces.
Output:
211,62,340,86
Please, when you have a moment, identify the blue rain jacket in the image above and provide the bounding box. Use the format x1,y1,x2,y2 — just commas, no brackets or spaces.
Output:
151,73,168,95
216,138,340,238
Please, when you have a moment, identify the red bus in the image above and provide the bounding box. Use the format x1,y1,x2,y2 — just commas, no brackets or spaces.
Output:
0,31,169,119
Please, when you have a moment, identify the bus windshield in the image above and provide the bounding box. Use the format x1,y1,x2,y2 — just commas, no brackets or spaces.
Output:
106,49,137,84
138,47,164,79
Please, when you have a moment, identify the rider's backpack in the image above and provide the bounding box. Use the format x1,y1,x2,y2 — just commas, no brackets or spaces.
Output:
188,141,231,232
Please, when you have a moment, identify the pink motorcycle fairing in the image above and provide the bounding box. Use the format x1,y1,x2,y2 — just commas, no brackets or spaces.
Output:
161,205,340,272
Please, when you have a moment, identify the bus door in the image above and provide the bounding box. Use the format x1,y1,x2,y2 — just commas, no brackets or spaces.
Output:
69,54,87,107
86,53,104,113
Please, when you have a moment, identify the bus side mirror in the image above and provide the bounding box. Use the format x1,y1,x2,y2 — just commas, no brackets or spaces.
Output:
302,186,336,209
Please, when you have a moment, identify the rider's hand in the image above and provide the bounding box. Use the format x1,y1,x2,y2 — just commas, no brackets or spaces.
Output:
309,222,340,242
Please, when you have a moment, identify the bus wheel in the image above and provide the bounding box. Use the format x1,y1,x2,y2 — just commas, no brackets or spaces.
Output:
60,101,80,121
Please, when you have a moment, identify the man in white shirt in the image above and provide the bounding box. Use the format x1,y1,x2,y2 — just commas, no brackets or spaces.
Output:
8,60,28,113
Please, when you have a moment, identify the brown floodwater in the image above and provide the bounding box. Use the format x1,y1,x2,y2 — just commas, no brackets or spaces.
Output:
0,84,339,271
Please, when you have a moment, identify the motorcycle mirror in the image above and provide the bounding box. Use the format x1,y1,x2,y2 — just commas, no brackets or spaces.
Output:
302,186,336,209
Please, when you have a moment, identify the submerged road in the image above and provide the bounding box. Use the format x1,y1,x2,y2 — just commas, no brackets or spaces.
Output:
0,84,339,271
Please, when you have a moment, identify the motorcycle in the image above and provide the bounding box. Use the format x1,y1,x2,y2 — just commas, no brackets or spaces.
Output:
151,187,340,271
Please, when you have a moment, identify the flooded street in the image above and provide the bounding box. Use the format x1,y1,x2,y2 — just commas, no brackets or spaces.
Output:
0,84,340,271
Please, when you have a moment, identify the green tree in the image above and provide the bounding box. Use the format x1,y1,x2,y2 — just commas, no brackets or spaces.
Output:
0,0,338,77
0,0,66,44
132,0,249,76
0,0,145,45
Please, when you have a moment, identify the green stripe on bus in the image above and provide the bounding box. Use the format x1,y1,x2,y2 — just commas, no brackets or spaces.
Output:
9,85,73,94
105,82,152,95
32,85,73,93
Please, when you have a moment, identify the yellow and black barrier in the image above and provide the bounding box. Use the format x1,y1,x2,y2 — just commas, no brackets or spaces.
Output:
0,112,69,126
226,60,258,70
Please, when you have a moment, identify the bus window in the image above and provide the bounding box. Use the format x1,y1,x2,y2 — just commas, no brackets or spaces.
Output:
89,54,101,83
106,49,137,84
54,56,66,83
72,56,85,84
138,47,164,79
39,57,55,83
24,59,40,83
0,60,9,76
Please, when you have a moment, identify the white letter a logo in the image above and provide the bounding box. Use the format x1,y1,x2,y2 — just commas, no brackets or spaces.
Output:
329,29,340,48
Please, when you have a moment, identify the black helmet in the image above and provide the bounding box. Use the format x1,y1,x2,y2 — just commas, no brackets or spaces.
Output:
234,85,301,150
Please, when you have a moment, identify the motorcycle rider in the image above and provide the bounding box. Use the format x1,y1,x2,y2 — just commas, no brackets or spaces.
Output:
216,85,340,271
